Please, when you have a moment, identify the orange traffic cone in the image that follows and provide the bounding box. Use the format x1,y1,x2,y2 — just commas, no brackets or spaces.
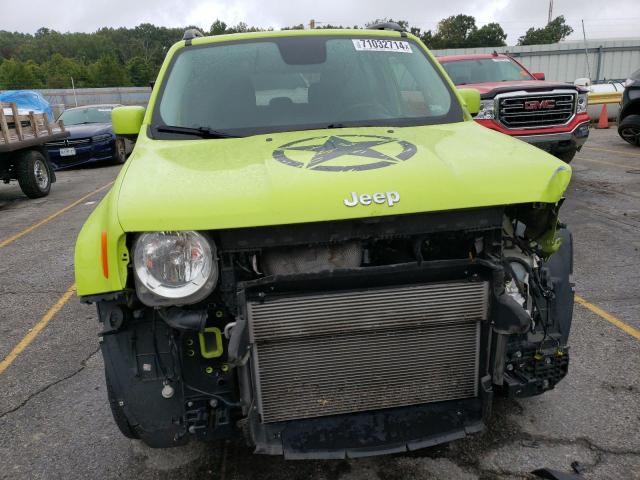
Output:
596,104,609,129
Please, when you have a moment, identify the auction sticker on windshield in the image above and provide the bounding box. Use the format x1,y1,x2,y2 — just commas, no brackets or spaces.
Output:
352,39,412,53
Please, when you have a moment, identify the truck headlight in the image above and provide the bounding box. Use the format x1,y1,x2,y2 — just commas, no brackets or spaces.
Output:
475,99,495,119
133,231,218,306
577,93,588,113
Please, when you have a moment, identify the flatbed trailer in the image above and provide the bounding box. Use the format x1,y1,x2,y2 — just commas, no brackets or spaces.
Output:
0,101,68,198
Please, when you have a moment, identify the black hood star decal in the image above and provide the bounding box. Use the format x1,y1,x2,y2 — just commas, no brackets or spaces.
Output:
273,135,417,171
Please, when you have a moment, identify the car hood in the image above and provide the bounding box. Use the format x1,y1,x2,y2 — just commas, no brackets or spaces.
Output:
65,123,112,138
461,80,575,97
116,121,571,232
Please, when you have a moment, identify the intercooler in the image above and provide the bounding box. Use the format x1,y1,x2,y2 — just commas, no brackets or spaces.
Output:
247,281,489,424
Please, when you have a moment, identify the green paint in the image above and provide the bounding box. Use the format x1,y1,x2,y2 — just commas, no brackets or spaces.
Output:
458,88,481,115
112,106,145,135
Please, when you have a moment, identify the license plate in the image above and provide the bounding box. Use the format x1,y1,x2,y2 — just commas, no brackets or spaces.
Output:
59,147,76,157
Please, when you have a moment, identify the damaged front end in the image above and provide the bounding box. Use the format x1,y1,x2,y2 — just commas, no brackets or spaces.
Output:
89,202,573,458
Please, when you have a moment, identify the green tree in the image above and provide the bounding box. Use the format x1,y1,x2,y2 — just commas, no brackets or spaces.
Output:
126,56,155,86
41,53,88,88
468,22,507,47
518,16,573,45
88,54,130,87
432,14,478,49
366,18,410,30
0,31,29,60
210,19,228,35
25,60,46,87
418,30,435,48
225,22,263,34
0,58,43,88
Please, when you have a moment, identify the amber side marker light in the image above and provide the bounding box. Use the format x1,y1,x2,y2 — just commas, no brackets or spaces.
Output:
101,231,109,278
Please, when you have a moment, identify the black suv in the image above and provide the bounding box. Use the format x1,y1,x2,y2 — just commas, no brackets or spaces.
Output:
618,68,640,146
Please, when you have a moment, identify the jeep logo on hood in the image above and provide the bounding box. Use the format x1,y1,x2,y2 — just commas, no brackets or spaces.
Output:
272,134,417,172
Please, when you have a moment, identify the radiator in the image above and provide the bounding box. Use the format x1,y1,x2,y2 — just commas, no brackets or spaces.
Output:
248,281,489,423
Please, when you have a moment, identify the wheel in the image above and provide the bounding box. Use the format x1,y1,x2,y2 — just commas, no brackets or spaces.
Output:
105,372,139,439
16,149,51,198
618,114,640,146
555,147,577,163
113,137,127,164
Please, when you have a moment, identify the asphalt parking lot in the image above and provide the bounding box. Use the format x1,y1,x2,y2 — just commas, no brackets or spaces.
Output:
0,127,638,480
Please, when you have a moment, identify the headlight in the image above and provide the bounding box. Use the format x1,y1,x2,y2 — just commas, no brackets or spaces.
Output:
623,78,634,88
91,133,112,143
577,93,588,113
475,99,495,119
133,231,218,306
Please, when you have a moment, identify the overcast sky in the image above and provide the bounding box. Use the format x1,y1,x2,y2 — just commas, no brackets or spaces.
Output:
3,0,639,45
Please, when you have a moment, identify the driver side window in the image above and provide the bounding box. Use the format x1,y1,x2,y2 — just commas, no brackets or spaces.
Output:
389,58,429,116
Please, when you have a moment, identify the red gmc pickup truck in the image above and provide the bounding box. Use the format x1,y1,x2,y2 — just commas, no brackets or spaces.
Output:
438,53,590,162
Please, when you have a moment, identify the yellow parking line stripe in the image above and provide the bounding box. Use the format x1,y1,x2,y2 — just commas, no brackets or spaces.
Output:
583,145,640,158
0,182,113,249
0,284,76,375
576,156,636,169
575,295,640,341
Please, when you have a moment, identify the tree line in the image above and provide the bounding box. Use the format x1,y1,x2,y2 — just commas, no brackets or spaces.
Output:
0,15,573,90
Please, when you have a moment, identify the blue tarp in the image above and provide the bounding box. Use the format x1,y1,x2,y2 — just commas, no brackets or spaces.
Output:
0,90,54,121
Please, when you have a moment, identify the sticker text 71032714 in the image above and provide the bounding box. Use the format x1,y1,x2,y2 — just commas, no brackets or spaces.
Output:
352,39,413,53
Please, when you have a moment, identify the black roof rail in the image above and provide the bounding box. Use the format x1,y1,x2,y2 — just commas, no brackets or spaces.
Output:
367,22,406,33
183,29,204,41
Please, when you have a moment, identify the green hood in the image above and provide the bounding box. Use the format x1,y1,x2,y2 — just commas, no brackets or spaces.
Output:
116,121,570,232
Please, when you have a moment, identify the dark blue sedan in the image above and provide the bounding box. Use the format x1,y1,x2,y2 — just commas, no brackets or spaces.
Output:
46,104,131,170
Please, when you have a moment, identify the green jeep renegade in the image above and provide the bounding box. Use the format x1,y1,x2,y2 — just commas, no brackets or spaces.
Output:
75,24,574,458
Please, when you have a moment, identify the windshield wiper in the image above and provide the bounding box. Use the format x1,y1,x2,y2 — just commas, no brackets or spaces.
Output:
326,122,380,129
155,125,241,138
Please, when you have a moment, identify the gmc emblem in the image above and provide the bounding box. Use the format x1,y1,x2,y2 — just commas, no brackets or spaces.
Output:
524,99,555,110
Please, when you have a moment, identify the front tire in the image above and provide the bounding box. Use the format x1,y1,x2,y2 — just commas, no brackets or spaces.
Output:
113,137,127,164
16,149,51,198
618,114,640,146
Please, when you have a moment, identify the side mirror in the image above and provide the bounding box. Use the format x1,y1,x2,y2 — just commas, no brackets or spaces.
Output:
112,106,145,139
532,72,546,81
574,77,591,87
457,88,481,116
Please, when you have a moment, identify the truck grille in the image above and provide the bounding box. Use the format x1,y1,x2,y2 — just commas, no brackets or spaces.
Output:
498,92,576,129
248,281,489,423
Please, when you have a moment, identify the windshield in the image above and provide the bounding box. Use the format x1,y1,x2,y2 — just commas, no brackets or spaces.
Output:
153,36,463,137
441,58,534,85
59,107,114,125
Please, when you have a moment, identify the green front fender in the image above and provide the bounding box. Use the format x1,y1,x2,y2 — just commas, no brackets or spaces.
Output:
74,189,130,296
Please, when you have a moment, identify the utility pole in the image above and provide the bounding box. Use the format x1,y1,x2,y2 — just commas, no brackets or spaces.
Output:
581,20,592,80
548,0,553,24
309,19,315,30
70,77,78,107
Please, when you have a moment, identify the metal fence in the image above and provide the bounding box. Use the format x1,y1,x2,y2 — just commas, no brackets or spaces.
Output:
432,38,640,83
37,87,152,109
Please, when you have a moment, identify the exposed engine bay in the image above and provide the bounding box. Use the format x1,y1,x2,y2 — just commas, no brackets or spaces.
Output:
93,203,573,457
